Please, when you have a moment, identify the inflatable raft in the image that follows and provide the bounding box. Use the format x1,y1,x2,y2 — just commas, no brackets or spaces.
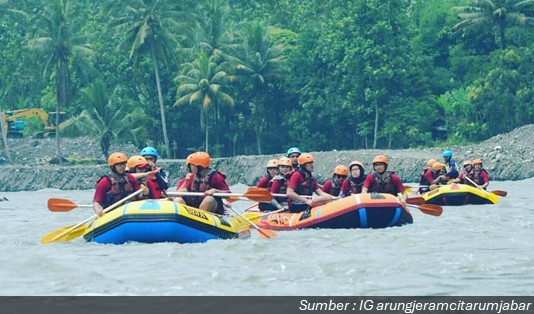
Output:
83,199,251,244
247,193,413,230
421,183,498,205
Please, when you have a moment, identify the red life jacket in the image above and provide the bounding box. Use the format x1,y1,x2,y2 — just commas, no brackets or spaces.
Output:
187,169,225,208
370,171,397,195
272,172,292,202
348,177,364,195
472,169,489,185
99,173,135,208
296,169,316,196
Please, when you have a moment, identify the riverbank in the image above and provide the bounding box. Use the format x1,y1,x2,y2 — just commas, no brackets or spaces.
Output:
1,124,533,192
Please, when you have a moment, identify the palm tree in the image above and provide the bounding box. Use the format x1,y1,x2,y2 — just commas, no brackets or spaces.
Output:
234,22,287,154
104,0,189,158
193,0,236,56
27,0,93,162
62,79,152,158
175,52,234,153
452,0,534,50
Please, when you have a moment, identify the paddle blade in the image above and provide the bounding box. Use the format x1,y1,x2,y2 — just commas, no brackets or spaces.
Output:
47,198,78,212
40,224,88,244
243,188,273,202
490,190,507,197
417,204,443,216
406,197,425,205
257,228,277,239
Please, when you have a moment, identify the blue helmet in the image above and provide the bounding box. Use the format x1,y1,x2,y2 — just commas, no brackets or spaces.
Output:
141,146,159,157
442,150,453,158
286,147,301,157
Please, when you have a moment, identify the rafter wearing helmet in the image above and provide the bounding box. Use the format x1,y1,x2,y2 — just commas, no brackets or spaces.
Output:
362,155,407,203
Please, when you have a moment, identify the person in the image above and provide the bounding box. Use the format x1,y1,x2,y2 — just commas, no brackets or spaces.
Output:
442,150,459,179
256,159,280,211
286,153,334,217
173,151,230,214
339,161,366,197
92,152,148,217
286,147,301,170
418,159,437,193
269,157,294,211
470,158,490,189
419,162,449,192
140,146,170,192
322,165,348,197
362,155,407,202
126,155,162,199
453,160,473,184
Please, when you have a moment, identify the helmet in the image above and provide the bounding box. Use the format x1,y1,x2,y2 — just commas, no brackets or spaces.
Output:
186,151,210,168
372,155,389,165
349,160,364,171
141,146,159,157
442,150,453,158
473,158,482,165
432,162,444,172
297,153,314,165
278,157,292,167
463,160,472,167
426,159,437,167
127,155,148,171
108,152,128,166
333,165,348,176
266,159,279,168
286,147,301,157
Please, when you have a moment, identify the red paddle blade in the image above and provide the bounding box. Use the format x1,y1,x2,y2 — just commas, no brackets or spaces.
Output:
418,204,443,216
257,228,277,239
490,190,507,197
243,188,273,202
47,198,78,212
406,197,425,205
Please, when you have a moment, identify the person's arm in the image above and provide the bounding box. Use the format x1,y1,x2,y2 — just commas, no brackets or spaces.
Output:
204,174,231,196
361,175,372,193
480,172,490,189
92,178,109,216
286,173,313,206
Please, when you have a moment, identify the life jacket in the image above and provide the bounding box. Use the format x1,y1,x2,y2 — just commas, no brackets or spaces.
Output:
98,173,135,208
295,169,316,196
370,171,397,195
348,176,365,195
472,169,489,186
271,172,292,202
326,176,343,196
187,169,226,208
419,168,432,185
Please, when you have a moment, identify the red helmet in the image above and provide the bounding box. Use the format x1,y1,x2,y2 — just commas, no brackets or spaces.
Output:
297,153,314,165
186,152,210,168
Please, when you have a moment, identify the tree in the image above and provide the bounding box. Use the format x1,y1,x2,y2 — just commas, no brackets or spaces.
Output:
105,0,188,158
452,0,534,50
62,79,152,158
27,0,94,161
175,51,234,154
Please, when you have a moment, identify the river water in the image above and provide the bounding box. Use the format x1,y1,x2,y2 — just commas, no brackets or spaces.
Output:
0,179,533,296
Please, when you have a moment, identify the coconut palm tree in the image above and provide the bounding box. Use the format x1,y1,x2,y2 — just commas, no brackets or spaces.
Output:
62,79,152,158
233,21,287,154
452,0,534,50
104,0,189,158
175,51,234,153
27,0,94,162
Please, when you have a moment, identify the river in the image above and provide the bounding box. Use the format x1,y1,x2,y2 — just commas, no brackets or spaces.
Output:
0,179,533,296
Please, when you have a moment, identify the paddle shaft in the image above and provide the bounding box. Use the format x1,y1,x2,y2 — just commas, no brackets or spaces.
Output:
225,205,276,239
168,191,250,198
48,189,143,243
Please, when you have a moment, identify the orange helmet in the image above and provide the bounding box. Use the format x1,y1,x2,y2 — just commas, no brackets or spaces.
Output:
298,153,314,165
266,159,279,168
126,155,148,171
349,160,364,171
186,151,210,168
278,157,292,167
432,162,444,172
372,155,389,165
463,160,472,167
108,152,128,166
426,159,437,168
473,158,482,165
333,165,348,176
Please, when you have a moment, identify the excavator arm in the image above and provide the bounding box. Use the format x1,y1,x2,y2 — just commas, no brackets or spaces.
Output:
2,108,66,138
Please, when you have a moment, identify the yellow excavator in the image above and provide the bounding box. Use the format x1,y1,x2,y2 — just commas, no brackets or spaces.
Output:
1,108,67,138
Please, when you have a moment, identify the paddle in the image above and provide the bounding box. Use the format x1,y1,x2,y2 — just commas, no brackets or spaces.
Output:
225,206,277,239
47,198,92,212
406,203,443,216
464,176,507,197
406,196,425,205
41,189,143,244
167,187,273,203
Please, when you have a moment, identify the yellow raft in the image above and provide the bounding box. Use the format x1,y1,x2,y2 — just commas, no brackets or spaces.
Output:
82,199,251,244
421,183,499,205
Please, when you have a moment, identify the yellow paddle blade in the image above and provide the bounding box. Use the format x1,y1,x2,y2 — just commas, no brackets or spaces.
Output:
40,224,88,244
